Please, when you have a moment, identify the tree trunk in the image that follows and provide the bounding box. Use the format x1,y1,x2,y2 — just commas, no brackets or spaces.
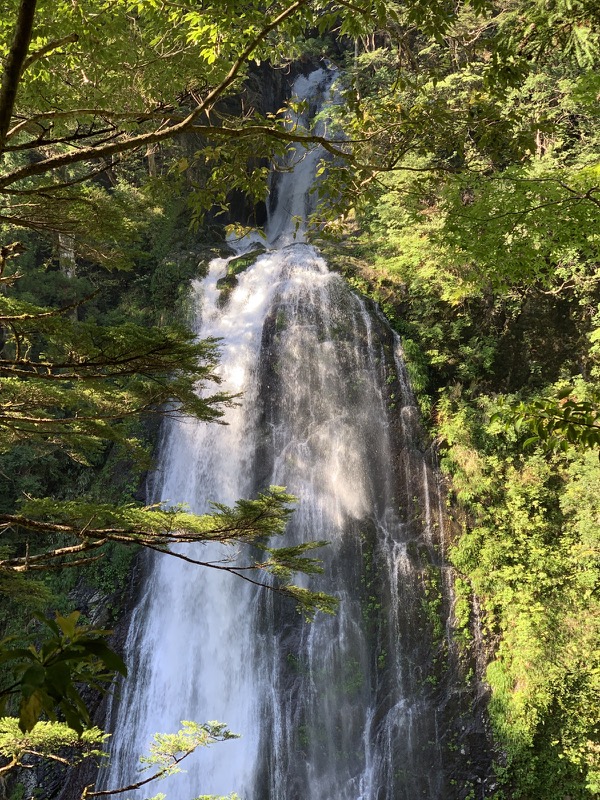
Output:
0,0,38,150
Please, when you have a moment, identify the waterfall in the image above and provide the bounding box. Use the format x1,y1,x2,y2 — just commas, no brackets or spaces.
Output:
100,68,462,800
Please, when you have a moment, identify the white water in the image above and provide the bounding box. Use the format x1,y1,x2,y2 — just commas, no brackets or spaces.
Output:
101,68,452,800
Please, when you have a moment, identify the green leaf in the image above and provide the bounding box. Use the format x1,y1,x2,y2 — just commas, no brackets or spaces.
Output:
557,386,573,400
77,641,127,676
0,647,37,665
55,611,81,640
60,702,85,737
44,662,72,698
21,663,46,692
522,436,540,448
19,690,44,733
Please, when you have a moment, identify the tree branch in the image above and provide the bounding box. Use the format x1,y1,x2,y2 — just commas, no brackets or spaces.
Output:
82,745,198,798
0,513,273,543
5,125,118,153
6,554,105,572
189,122,349,160
141,541,281,591
0,538,108,569
6,106,184,140
21,33,79,72
0,290,98,322
0,756,19,777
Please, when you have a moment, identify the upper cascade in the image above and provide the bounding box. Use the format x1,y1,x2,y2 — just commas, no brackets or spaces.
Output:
266,66,337,248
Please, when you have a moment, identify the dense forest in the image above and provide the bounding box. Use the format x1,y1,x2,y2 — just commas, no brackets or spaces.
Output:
0,0,598,799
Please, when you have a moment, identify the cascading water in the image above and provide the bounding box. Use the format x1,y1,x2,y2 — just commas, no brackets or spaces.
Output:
99,68,470,800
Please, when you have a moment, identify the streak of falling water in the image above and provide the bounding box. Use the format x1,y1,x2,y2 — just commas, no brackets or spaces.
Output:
99,67,456,800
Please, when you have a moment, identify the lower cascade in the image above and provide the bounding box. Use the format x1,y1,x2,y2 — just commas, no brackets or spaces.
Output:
100,69,481,800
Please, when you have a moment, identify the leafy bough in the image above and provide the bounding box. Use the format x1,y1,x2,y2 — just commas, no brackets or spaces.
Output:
0,714,239,800
0,487,337,617
0,611,126,735
80,720,238,800
492,386,600,455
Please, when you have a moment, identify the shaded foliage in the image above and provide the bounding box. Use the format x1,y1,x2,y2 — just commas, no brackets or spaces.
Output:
0,611,126,734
